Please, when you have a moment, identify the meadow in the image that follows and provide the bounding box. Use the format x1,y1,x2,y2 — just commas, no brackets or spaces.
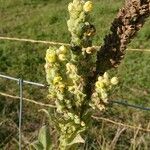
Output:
0,0,150,149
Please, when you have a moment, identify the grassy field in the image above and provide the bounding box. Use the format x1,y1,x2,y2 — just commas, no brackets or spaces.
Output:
0,0,150,149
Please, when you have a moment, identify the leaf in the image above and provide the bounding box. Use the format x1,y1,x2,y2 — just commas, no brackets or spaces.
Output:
67,134,85,146
38,125,52,150
38,109,60,130
30,140,43,150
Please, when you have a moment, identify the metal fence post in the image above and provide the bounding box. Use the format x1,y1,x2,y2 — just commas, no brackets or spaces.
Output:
19,78,23,150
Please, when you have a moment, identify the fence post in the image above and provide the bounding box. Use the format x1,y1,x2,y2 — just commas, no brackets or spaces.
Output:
19,78,23,150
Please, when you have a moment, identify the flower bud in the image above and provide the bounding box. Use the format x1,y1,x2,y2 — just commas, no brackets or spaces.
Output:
101,92,108,101
96,82,105,89
103,72,109,79
68,86,75,92
58,54,66,61
98,76,103,81
111,77,119,85
59,45,68,54
103,78,109,86
46,52,56,63
68,3,73,12
81,121,85,127
74,118,80,124
83,1,93,12
68,113,74,119
53,76,62,84
44,63,51,70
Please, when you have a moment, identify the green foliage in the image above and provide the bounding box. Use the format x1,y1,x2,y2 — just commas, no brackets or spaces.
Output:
31,125,52,150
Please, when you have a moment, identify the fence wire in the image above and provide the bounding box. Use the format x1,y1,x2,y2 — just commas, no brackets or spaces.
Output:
1,36,150,52
0,71,150,149
0,33,150,149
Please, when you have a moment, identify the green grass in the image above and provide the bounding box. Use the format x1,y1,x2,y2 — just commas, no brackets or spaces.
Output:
0,0,150,149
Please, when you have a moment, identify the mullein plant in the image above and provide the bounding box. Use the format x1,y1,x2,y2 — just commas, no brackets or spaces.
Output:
43,0,119,149
30,0,150,149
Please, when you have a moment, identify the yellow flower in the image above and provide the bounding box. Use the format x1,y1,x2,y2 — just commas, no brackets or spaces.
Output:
83,1,93,12
96,81,105,89
46,52,56,63
111,77,119,85
53,76,62,84
68,86,75,92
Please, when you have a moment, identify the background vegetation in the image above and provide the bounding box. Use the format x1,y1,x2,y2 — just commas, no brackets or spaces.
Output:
0,0,150,149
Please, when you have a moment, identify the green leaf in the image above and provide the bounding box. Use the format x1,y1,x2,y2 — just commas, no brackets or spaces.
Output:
30,140,43,150
38,125,52,150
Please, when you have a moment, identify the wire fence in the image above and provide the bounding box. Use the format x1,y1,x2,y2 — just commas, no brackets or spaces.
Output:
1,36,150,52
0,36,150,149
0,73,150,149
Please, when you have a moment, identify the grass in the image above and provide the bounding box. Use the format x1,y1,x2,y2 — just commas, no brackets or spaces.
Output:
0,0,150,149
